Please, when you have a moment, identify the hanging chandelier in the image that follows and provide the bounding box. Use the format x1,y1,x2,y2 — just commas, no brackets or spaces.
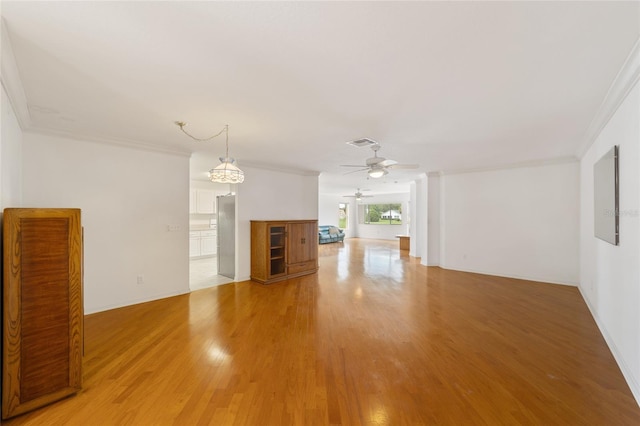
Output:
175,121,245,184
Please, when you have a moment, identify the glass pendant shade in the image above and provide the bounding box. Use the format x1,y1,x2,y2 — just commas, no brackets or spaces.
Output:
368,168,387,178
209,157,245,183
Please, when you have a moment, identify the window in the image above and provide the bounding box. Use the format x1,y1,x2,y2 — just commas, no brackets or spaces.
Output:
363,203,402,225
338,203,348,229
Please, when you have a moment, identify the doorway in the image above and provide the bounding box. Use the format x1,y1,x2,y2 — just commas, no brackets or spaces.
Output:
189,256,233,290
188,157,236,290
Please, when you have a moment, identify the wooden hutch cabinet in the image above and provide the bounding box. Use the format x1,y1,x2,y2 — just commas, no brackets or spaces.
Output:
2,208,83,419
250,220,318,284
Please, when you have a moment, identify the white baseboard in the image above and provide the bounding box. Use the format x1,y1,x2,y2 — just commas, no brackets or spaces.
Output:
85,288,191,315
440,265,578,287
577,286,640,408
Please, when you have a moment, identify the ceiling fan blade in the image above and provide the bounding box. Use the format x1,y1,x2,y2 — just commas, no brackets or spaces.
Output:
340,164,367,168
343,168,368,175
378,159,397,167
387,164,419,169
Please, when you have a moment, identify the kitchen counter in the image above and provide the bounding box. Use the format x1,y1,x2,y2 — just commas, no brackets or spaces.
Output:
190,224,216,231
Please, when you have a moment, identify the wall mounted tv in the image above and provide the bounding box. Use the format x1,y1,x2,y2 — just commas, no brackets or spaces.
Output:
593,145,619,245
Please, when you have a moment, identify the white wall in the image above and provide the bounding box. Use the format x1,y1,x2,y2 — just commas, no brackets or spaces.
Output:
416,175,428,264
190,179,231,193
409,182,417,254
579,80,640,403
22,132,191,314
1,20,26,212
441,161,580,285
319,193,343,226
1,84,23,210
427,173,441,266
236,165,318,281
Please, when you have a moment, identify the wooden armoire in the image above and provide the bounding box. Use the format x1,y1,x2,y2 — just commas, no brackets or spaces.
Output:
250,220,318,284
2,208,83,419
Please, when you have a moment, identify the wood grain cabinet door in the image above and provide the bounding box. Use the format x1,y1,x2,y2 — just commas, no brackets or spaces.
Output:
305,222,318,267
287,221,318,267
287,222,311,264
2,208,83,419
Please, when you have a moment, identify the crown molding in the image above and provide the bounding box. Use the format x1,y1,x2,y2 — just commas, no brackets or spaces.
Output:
25,126,192,157
437,156,578,176
1,19,31,129
241,160,320,177
576,37,640,158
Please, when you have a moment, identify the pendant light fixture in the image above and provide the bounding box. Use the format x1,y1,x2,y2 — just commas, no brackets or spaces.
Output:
175,121,245,184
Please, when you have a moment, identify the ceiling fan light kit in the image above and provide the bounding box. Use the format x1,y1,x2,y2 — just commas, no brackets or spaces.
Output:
368,167,387,178
341,141,418,178
175,121,245,183
343,188,373,201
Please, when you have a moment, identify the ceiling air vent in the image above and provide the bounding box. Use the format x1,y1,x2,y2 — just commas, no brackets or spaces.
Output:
346,138,378,148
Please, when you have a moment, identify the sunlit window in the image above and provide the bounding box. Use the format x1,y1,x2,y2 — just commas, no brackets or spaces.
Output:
363,203,402,225
338,203,348,229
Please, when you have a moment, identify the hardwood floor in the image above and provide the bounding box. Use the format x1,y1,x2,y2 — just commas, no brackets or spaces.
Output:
5,238,640,425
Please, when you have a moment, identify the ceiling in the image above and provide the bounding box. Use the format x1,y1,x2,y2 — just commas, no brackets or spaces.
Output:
2,1,638,197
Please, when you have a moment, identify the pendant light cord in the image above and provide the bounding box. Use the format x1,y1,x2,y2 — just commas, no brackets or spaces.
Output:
175,120,244,183
224,125,229,158
175,121,229,144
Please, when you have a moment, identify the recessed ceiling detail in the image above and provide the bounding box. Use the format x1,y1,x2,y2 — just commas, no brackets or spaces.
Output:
346,138,378,148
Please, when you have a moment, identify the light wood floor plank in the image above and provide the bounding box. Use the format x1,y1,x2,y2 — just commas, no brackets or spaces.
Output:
4,238,640,425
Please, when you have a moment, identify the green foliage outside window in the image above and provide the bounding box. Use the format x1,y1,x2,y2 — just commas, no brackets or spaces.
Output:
338,203,348,229
364,203,402,225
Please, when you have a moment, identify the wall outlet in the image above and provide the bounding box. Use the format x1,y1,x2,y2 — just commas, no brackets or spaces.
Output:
167,225,181,232
137,275,144,285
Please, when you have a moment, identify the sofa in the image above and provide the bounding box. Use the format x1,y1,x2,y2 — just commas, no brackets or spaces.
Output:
318,225,345,244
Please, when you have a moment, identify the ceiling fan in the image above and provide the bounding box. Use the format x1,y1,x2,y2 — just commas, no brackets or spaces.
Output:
341,144,419,178
343,188,373,201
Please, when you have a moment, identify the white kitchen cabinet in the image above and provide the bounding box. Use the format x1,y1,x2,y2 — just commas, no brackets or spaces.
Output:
190,190,216,214
196,190,215,214
200,230,217,256
189,231,201,257
189,189,197,214
189,229,217,258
